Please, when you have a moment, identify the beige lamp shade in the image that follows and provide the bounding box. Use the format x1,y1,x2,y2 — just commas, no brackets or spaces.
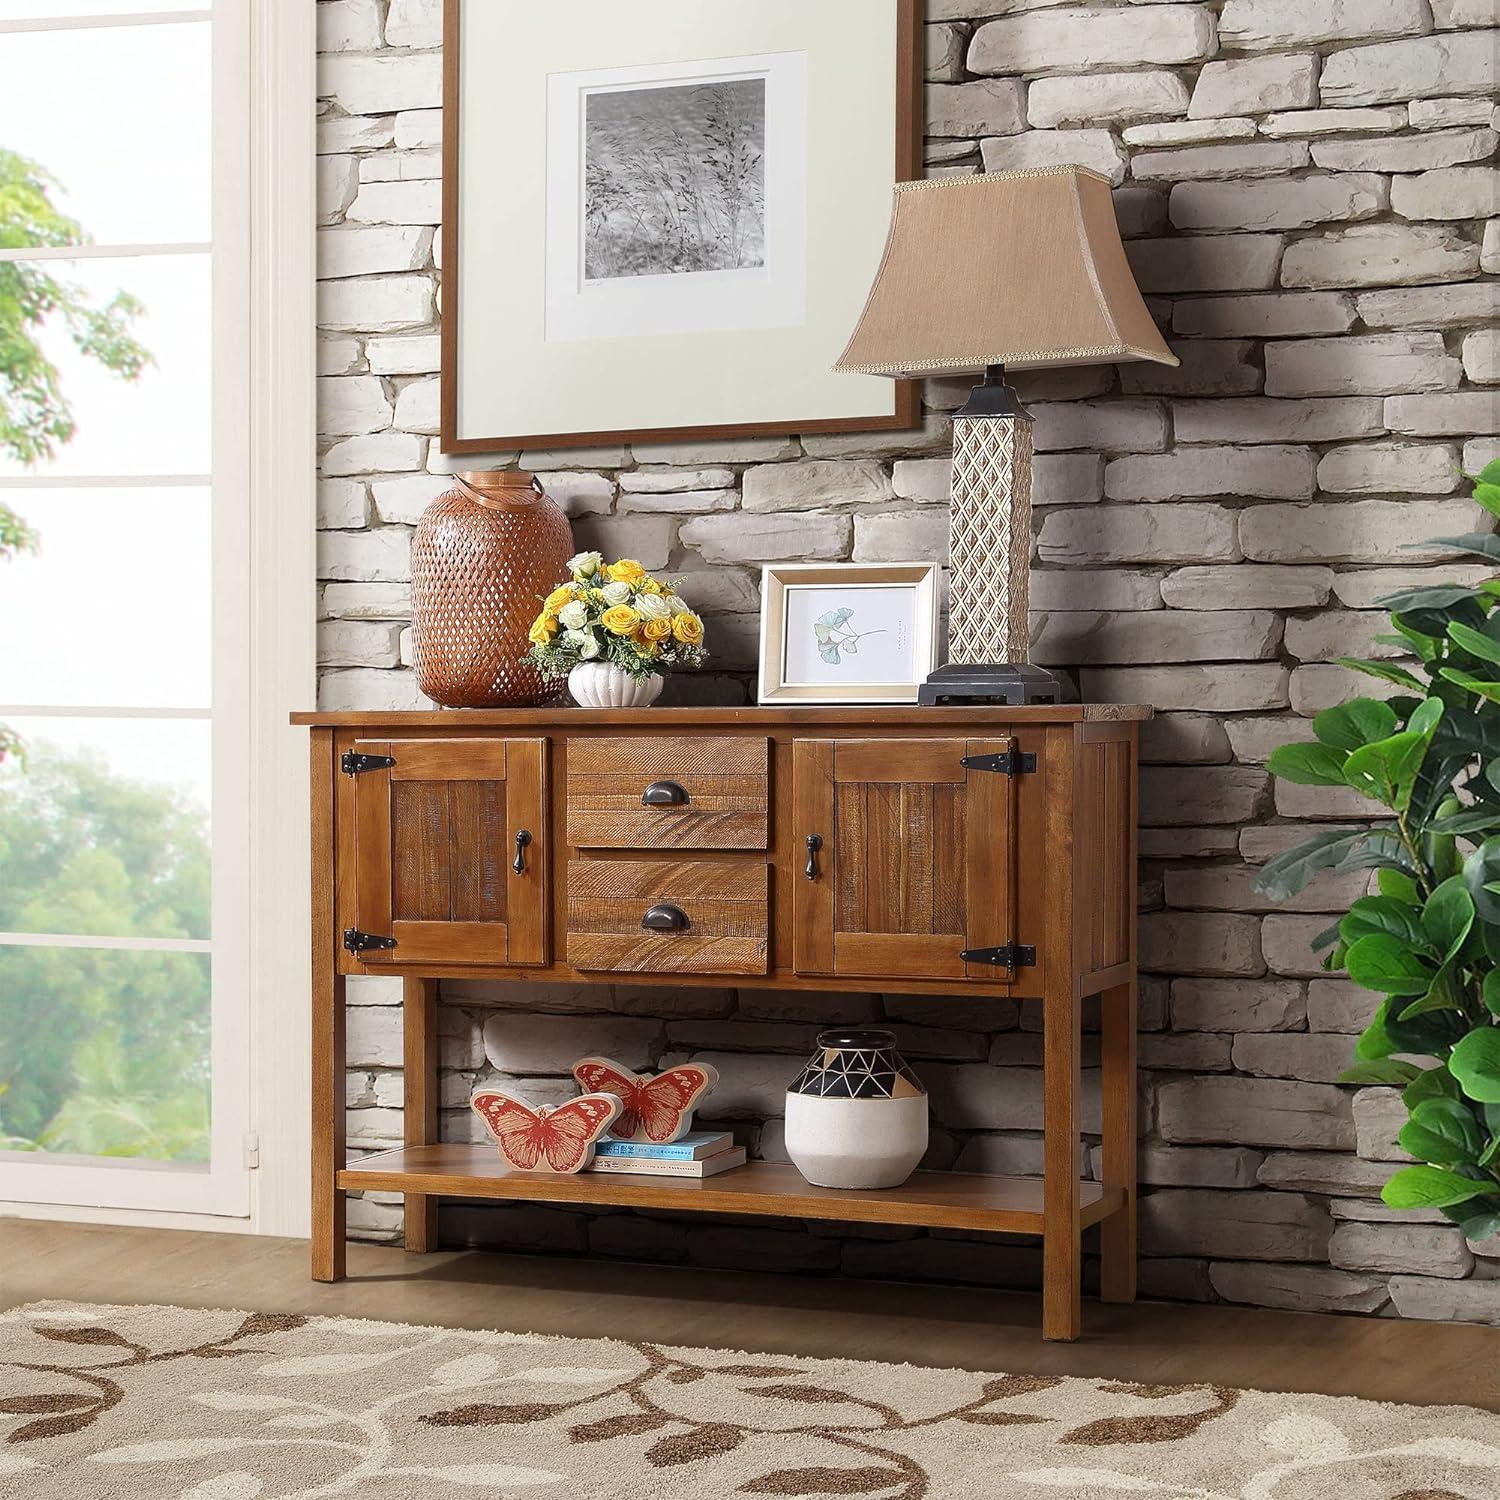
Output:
835,166,1178,379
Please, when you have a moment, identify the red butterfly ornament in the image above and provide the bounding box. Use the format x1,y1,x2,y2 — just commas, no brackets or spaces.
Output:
571,1056,719,1144
471,1089,622,1174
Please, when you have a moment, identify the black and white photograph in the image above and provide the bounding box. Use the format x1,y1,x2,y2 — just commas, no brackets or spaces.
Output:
584,78,767,283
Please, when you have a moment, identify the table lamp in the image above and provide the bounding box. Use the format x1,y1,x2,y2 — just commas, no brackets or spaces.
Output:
835,166,1178,705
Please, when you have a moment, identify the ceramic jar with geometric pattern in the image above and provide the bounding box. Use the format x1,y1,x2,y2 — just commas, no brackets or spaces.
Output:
410,470,573,707
784,1029,928,1190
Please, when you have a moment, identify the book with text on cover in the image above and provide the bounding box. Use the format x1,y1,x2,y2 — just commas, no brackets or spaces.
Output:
586,1146,746,1179
593,1131,734,1161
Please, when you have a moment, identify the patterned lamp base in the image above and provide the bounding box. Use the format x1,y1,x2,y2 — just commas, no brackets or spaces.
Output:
918,370,1067,706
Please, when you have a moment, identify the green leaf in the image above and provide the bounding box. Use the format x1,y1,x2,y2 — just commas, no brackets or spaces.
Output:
1398,1099,1487,1165
1483,971,1500,1016
1463,839,1500,925
1378,868,1421,903
1421,875,1475,960
1427,808,1500,837
1354,999,1396,1061
1334,657,1428,693
1396,980,1463,1021
1410,697,1446,736
1424,533,1500,565
1382,1164,1494,1210
1438,667,1500,706
1403,1066,1462,1110
1340,895,1426,949
1458,1208,1500,1243
1253,829,1373,902
1313,699,1397,751
1343,730,1432,810
1478,458,1500,487
1473,484,1500,519
1344,933,1436,996
1448,621,1500,666
1449,1027,1500,1103
1339,1059,1422,1086
1267,742,1349,787
1376,583,1488,616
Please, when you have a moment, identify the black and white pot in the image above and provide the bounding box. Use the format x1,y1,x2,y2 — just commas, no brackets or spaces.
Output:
784,1029,928,1190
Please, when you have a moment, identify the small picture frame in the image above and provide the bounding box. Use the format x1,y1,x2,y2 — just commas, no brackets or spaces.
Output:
758,563,939,705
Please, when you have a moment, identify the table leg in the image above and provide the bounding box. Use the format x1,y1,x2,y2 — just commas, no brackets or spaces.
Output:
403,976,439,1252
1099,979,1138,1304
310,731,346,1282
1043,978,1082,1342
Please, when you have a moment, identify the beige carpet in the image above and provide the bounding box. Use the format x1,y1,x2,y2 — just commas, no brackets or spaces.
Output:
1,1302,1496,1498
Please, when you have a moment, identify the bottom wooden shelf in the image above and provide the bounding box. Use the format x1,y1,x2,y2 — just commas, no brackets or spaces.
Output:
339,1145,1124,1236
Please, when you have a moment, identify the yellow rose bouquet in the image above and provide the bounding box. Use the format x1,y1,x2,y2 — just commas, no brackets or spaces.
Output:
522,552,710,684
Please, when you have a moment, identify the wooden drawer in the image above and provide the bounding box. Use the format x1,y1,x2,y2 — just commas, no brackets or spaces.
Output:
566,736,769,850
566,859,768,975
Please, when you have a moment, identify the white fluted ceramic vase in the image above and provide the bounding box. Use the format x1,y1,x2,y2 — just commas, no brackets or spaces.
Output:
567,662,664,709
784,1029,928,1190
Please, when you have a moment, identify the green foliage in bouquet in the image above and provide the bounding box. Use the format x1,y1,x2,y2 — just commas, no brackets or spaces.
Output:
1256,457,1500,1243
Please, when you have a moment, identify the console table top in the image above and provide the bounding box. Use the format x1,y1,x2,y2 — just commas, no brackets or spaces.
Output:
292,703,1153,727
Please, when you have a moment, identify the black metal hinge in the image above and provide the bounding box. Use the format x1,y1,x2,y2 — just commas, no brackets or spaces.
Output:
343,928,396,955
342,751,396,776
960,943,1036,972
961,751,1037,776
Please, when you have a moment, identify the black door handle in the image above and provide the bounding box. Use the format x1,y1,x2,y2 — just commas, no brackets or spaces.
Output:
804,833,823,880
642,780,690,807
641,903,690,932
512,829,532,874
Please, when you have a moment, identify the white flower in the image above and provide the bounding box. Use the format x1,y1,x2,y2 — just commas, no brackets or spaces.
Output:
558,600,589,630
600,581,633,606
666,594,689,614
567,551,603,578
578,633,601,659
635,593,671,620
563,629,591,651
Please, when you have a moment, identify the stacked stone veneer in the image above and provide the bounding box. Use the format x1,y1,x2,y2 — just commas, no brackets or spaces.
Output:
316,0,1500,1324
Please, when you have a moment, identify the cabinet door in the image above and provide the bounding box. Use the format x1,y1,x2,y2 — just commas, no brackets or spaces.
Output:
350,737,549,966
792,738,1017,982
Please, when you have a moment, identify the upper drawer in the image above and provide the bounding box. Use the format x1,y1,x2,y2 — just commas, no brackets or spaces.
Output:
566,736,769,850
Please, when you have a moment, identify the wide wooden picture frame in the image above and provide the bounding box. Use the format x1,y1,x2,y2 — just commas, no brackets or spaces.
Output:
440,0,921,455
758,563,940,706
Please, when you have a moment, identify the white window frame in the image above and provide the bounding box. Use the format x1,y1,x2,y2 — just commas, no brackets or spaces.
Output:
0,0,314,1234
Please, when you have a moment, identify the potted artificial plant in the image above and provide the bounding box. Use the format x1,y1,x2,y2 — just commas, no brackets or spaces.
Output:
1257,456,1500,1245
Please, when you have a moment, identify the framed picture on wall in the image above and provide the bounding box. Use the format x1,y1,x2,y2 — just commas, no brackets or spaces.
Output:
440,0,921,454
758,564,939,706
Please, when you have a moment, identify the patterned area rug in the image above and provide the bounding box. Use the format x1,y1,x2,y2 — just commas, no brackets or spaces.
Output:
1,1302,1497,1499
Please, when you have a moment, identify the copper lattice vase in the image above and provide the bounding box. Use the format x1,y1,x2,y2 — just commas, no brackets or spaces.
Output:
410,470,573,707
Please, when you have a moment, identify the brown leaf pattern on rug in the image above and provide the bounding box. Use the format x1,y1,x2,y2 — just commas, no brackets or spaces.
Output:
2,1302,1496,1499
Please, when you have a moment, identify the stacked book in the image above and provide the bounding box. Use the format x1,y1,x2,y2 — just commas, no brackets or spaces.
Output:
587,1131,745,1178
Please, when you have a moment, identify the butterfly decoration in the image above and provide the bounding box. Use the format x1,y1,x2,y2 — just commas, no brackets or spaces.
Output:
471,1088,622,1174
571,1056,719,1144
812,607,885,666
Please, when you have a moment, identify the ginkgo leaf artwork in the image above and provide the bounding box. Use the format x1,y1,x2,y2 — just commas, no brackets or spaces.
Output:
812,608,886,667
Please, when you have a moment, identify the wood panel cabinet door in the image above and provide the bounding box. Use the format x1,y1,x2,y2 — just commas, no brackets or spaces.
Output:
349,737,548,966
792,738,1018,983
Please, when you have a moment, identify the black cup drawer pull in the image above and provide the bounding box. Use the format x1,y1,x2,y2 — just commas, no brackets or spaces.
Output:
641,903,691,932
641,780,690,807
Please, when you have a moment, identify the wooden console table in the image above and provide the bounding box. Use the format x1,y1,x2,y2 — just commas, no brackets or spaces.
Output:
292,704,1146,1341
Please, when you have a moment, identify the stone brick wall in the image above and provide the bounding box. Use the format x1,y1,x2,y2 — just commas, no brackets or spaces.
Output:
315,0,1500,1324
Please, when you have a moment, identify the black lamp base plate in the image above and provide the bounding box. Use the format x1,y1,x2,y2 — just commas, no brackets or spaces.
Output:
918,663,1073,707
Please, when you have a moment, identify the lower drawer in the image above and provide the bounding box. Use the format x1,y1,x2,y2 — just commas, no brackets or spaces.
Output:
566,859,768,976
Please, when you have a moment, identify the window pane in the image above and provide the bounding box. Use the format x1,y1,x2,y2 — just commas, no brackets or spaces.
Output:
0,945,209,1166
0,19,209,245
0,488,211,707
0,716,210,938
0,254,210,476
